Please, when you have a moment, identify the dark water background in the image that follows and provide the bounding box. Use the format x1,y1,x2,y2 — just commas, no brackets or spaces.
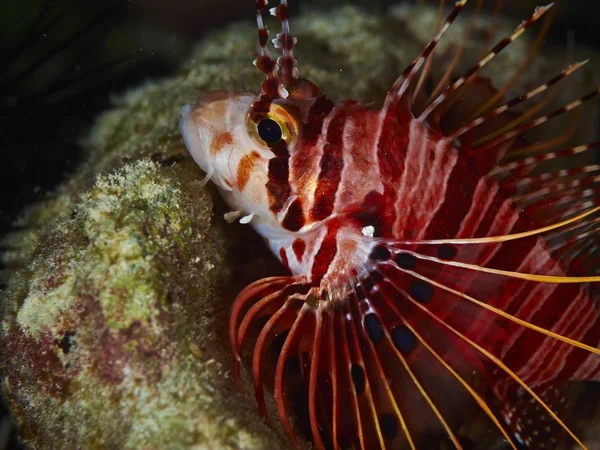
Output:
1,1,600,449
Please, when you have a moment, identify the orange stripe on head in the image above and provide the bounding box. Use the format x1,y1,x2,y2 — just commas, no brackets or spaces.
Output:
237,151,261,191
210,131,234,156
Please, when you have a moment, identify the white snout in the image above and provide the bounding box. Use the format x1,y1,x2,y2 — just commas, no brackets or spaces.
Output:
179,104,217,186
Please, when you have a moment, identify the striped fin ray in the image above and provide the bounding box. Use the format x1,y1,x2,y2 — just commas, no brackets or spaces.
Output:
426,0,483,106
229,210,600,449
501,111,581,160
491,142,600,178
457,0,555,126
412,0,447,110
418,3,554,123
353,271,520,449
349,282,465,450
447,60,589,142
413,0,485,115
472,86,600,152
350,190,600,444
503,164,600,191
383,0,468,110
357,249,597,449
375,262,592,449
230,270,519,448
493,147,600,278
405,3,600,172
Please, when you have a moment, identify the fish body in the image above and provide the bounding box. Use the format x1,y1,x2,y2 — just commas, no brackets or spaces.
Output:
180,1,600,449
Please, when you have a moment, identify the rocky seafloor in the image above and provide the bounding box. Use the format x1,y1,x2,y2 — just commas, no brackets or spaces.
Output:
1,3,599,449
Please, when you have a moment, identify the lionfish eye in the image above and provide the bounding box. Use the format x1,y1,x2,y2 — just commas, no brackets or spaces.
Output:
257,118,282,144
247,102,300,149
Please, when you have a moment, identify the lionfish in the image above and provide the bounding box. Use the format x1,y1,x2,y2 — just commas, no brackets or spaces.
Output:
180,1,600,448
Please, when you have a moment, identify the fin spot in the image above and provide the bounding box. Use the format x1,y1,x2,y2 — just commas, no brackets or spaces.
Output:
359,272,383,297
351,364,365,396
356,284,367,300
395,252,416,270
410,280,433,303
391,325,417,354
363,313,384,344
369,245,391,261
437,244,457,260
379,412,399,440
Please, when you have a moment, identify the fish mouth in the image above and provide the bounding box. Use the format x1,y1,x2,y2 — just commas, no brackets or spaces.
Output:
179,104,214,182
180,103,236,192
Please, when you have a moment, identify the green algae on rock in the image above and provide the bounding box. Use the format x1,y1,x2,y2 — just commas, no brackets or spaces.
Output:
2,159,291,449
2,3,600,450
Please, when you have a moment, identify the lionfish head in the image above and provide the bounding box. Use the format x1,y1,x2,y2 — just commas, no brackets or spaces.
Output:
180,0,321,233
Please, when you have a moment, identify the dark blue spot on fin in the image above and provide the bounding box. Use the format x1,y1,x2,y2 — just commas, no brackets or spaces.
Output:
410,280,433,303
379,413,399,440
363,313,384,344
361,277,374,294
437,244,457,260
370,245,390,261
391,325,416,354
351,364,365,396
395,252,416,270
